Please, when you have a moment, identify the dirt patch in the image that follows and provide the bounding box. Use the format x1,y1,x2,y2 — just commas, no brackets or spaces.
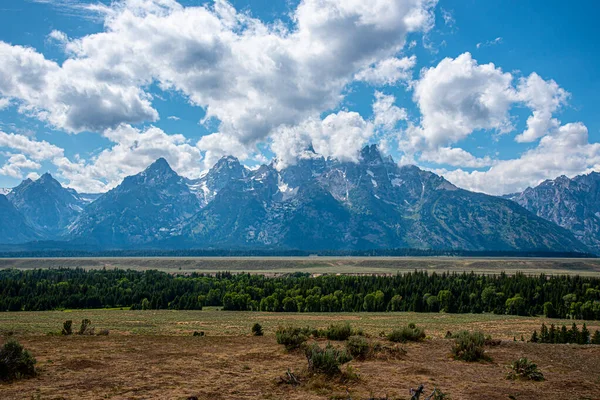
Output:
1,335,599,400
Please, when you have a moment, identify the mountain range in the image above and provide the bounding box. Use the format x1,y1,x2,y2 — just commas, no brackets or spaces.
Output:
0,145,594,253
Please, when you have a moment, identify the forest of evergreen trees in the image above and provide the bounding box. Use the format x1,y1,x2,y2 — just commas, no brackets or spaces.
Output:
0,268,599,320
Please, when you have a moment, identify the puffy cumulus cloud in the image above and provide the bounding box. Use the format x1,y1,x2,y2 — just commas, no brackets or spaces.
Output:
0,131,64,161
271,90,408,169
0,98,10,110
372,91,408,130
420,147,495,168
47,30,69,44
408,53,573,152
272,111,374,169
197,133,253,169
355,55,417,86
409,52,516,151
0,0,436,147
53,124,203,192
0,154,42,179
0,42,158,133
514,73,569,143
436,123,600,195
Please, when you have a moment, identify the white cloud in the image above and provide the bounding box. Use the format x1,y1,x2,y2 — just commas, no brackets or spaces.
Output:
167,116,180,121
437,123,600,195
0,154,42,179
441,8,454,27
476,37,502,49
0,131,64,161
0,0,436,149
47,30,69,44
272,111,374,169
372,91,407,130
421,147,495,168
355,55,416,86
54,124,203,192
0,41,158,133
408,52,516,151
514,72,569,143
0,98,10,110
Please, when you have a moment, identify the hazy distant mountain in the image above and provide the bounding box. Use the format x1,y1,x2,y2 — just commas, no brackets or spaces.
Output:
0,194,39,243
505,172,600,252
7,173,86,237
68,158,201,248
0,147,590,253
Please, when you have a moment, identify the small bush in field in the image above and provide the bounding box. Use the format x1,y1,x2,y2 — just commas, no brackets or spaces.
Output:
61,320,73,336
451,331,490,362
387,324,425,343
77,319,92,335
276,326,308,350
506,358,545,381
0,339,36,381
96,329,110,336
325,323,353,341
346,336,370,360
251,323,263,336
305,342,352,376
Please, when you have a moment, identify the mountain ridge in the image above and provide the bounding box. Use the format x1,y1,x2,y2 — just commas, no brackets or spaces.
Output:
0,146,592,253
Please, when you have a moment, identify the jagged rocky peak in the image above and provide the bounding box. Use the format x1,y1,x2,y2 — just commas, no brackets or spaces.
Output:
360,144,384,165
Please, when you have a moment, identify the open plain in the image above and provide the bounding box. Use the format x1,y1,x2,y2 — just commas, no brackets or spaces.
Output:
0,309,599,400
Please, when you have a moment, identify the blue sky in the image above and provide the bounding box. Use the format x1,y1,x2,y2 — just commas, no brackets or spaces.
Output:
0,0,599,194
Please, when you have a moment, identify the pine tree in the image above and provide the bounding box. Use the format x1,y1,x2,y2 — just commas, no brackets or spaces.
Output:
540,323,549,343
570,323,579,344
580,323,590,345
549,324,556,343
592,330,600,345
530,330,539,343
560,325,569,344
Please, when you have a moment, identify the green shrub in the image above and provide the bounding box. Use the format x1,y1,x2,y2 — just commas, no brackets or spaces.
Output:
276,326,308,350
387,324,425,343
305,342,352,376
325,322,353,341
0,339,36,381
346,336,370,360
506,357,545,381
451,331,489,362
251,323,263,336
61,320,73,336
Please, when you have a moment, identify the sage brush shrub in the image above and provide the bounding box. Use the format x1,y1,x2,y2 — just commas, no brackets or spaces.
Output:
346,336,370,360
451,331,490,362
61,320,73,336
276,326,308,350
325,322,353,341
507,358,545,381
78,319,92,335
252,323,263,336
387,323,426,343
305,342,353,376
0,339,36,381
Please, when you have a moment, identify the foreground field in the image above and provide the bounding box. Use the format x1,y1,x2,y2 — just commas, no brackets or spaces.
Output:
1,310,599,399
1,256,600,276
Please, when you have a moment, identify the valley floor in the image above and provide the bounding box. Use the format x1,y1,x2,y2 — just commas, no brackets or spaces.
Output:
2,256,600,276
0,310,599,399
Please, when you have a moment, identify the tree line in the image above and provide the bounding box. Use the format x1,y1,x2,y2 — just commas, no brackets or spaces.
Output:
0,268,599,320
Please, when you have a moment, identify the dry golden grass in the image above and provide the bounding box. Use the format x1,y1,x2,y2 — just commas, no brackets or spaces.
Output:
0,309,599,399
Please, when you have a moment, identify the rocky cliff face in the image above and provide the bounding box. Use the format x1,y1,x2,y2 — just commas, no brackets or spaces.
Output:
505,172,600,252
